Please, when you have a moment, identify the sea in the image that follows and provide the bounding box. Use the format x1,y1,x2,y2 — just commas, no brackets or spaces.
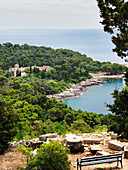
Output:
0,29,126,64
0,29,126,114
62,79,125,114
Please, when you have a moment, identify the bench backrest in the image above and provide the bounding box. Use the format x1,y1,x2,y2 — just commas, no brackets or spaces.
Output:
80,152,123,163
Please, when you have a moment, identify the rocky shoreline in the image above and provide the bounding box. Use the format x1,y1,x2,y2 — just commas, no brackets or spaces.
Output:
47,74,124,100
47,78,105,100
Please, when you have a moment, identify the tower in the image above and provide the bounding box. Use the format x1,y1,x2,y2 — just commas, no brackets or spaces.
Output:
14,64,19,77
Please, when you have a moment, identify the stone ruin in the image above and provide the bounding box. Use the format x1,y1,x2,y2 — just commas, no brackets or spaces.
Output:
10,131,128,158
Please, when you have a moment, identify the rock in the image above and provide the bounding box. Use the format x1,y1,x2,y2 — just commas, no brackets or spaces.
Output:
31,141,43,149
65,133,78,139
19,140,24,145
39,133,58,141
39,135,47,141
111,132,118,140
24,140,31,147
84,146,89,151
73,165,76,168
122,138,128,142
46,78,105,100
100,141,104,145
96,151,110,156
83,138,103,144
10,141,19,148
30,149,37,156
65,136,84,153
90,145,102,155
108,140,124,151
84,152,91,157
97,134,103,138
124,146,128,158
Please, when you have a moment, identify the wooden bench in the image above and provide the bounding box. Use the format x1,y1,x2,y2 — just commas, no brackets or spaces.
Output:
77,152,123,170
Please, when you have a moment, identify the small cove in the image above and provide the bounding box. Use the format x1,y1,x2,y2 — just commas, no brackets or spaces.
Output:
62,79,125,114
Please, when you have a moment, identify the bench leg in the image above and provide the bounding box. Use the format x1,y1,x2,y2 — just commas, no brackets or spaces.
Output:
120,160,123,169
80,165,81,170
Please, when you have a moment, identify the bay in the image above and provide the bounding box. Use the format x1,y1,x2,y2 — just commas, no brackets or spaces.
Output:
0,29,126,114
0,29,125,63
62,79,125,114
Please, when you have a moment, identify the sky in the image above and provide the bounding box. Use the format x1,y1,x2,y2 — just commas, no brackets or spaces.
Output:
0,0,102,29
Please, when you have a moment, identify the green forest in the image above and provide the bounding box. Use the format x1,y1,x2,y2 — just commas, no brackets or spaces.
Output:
0,42,126,95
0,42,127,154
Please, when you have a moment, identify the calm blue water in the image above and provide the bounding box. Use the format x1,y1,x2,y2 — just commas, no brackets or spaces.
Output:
62,79,125,114
0,29,125,63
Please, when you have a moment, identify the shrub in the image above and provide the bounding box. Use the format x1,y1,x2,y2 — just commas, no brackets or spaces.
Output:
25,140,71,170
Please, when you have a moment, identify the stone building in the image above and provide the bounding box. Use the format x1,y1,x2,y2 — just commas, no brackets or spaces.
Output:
9,64,52,77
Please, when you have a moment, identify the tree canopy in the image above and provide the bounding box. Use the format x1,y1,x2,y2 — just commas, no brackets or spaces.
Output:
0,76,109,154
0,95,18,154
107,86,128,138
96,0,128,60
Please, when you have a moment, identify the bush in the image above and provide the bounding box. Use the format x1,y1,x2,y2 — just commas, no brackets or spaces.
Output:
26,140,71,170
71,119,93,133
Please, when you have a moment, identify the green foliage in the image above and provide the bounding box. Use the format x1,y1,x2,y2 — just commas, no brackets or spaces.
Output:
39,120,68,135
0,69,3,75
0,76,8,87
97,0,128,59
106,86,128,138
0,95,18,154
94,125,108,134
98,113,112,126
12,101,40,140
71,119,93,133
0,77,106,149
25,140,71,170
17,145,33,164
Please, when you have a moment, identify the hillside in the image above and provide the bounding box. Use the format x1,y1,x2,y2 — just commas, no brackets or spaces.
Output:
0,43,126,155
0,42,126,95
1,42,125,75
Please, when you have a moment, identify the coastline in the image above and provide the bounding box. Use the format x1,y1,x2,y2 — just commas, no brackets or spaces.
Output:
47,74,124,100
92,73,124,79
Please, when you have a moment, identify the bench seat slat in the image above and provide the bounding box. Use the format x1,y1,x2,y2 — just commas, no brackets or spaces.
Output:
80,158,120,166
81,153,122,161
81,155,121,162
77,152,123,170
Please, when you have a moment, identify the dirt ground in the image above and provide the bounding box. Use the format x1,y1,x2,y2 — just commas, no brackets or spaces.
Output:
1,132,128,170
0,148,25,170
1,148,128,170
69,153,128,170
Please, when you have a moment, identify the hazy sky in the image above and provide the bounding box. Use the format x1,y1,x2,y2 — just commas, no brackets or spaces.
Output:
0,0,102,29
